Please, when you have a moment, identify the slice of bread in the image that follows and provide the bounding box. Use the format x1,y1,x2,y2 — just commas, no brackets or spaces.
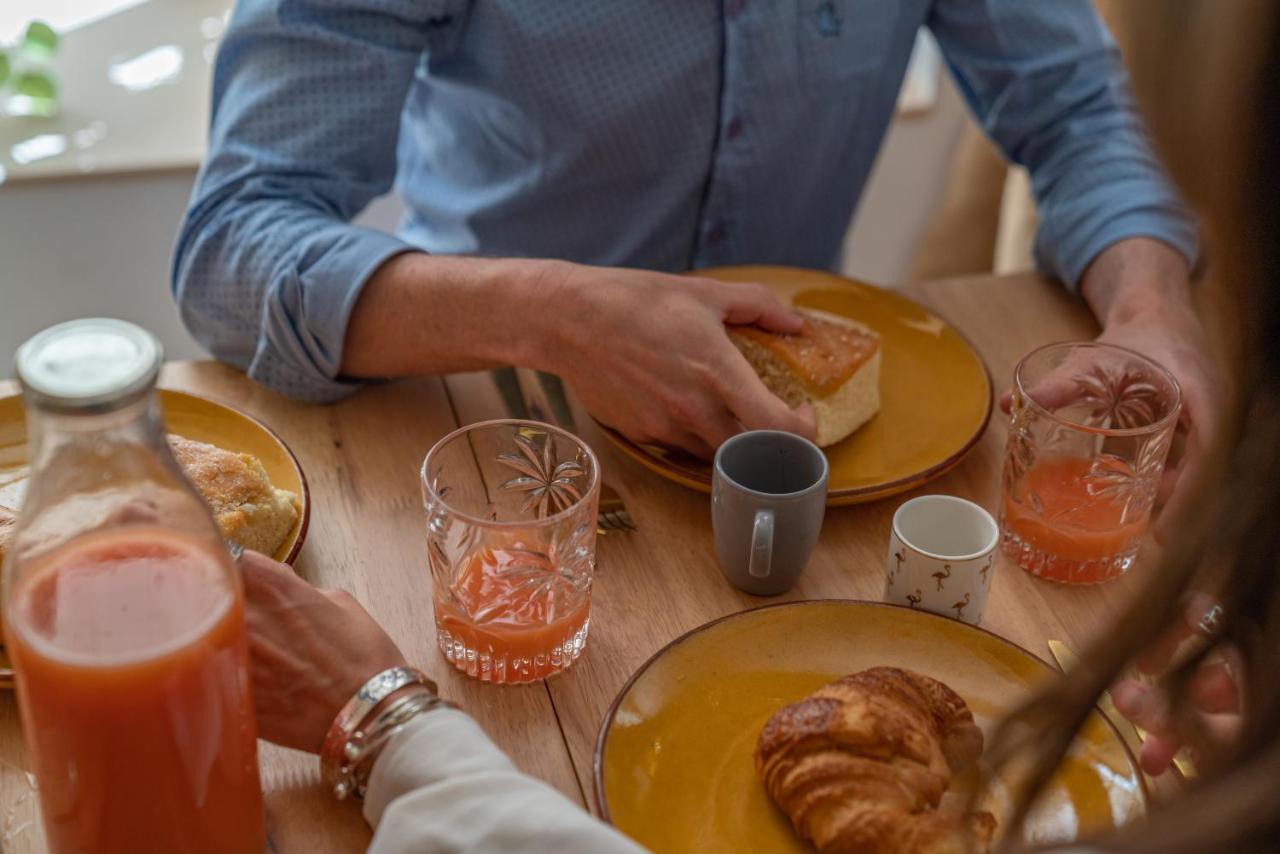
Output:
0,503,14,569
730,308,881,447
168,435,300,557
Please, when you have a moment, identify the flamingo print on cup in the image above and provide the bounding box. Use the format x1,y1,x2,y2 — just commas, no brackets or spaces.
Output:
883,495,998,626
932,563,951,591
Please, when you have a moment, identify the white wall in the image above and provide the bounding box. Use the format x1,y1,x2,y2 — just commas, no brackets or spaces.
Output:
0,170,203,367
0,79,967,376
0,172,404,374
842,74,968,284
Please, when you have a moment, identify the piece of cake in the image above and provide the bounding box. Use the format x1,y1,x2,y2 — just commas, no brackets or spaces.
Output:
730,307,881,447
167,435,300,557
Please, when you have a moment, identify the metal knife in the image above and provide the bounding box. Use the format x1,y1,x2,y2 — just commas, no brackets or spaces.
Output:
491,368,637,533
1047,639,1195,780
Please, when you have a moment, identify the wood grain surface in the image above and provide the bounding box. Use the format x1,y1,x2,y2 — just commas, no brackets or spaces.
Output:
0,273,1165,851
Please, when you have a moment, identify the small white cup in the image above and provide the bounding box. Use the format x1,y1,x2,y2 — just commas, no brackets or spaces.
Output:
884,495,998,625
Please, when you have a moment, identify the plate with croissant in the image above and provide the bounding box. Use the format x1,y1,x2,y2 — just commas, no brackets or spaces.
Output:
594,601,1144,853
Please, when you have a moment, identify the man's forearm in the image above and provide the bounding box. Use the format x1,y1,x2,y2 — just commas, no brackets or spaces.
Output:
340,253,569,380
1080,237,1195,327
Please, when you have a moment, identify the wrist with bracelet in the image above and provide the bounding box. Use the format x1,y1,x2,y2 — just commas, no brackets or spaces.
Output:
320,666,457,801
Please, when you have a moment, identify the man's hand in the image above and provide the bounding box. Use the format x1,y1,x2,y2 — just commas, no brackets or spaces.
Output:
342,254,814,460
1080,238,1219,539
538,263,816,458
1000,238,1218,542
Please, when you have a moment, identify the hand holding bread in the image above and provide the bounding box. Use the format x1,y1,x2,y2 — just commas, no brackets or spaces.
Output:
545,266,817,459
731,308,881,447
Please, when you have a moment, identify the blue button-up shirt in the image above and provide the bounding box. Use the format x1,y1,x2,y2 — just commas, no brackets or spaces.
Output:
174,0,1196,402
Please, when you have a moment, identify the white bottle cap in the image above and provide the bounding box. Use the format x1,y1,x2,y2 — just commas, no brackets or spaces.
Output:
15,318,163,413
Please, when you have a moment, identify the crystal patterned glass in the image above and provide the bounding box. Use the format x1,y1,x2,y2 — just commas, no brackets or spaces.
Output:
422,420,600,683
999,342,1181,584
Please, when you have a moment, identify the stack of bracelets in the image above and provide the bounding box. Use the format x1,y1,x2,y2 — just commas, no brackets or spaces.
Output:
320,666,457,801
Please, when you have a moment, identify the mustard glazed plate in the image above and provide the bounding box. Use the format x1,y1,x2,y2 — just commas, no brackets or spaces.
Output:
0,388,310,565
595,601,1144,853
0,389,310,688
599,265,993,505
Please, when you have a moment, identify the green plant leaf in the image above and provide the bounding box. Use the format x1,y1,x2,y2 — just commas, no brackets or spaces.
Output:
10,69,59,116
21,21,59,62
0,52,10,89
14,70,56,101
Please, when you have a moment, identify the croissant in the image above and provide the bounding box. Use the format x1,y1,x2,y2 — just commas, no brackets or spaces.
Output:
755,667,996,853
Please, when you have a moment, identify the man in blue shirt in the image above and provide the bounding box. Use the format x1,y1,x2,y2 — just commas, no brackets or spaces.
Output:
174,1,1212,468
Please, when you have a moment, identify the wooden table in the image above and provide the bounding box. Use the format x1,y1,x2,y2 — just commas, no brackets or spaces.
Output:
0,272,1154,852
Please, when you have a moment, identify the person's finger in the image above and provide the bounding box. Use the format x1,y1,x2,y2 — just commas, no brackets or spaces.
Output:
670,430,718,462
1201,710,1244,753
319,587,361,611
1155,460,1181,509
1015,369,1086,414
665,390,744,452
1112,680,1174,738
1112,680,1184,777
1140,734,1183,777
715,282,804,334
1188,661,1241,714
1135,591,1219,675
794,403,817,432
715,349,817,440
239,549,297,597
1153,404,1210,542
999,390,1013,415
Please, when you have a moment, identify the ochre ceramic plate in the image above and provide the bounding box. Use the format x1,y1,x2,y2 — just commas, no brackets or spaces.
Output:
0,388,310,565
595,601,1144,853
0,389,310,688
599,266,993,505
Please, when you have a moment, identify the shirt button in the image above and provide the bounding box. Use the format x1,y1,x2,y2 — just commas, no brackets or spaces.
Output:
815,1,842,36
707,222,728,245
726,0,745,19
726,117,743,140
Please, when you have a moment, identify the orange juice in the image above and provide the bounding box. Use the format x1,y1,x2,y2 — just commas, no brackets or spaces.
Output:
1001,456,1148,584
5,528,264,854
435,546,590,683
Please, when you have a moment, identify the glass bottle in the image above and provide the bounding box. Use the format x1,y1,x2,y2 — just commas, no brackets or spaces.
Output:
2,319,265,854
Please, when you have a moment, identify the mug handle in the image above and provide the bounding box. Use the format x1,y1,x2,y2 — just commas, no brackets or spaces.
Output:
749,509,774,579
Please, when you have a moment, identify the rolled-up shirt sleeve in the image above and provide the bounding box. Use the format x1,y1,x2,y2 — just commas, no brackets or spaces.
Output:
364,709,647,853
172,0,437,402
929,0,1199,289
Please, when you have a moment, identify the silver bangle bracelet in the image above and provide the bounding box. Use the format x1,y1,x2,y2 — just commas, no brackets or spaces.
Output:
332,690,454,801
320,667,448,800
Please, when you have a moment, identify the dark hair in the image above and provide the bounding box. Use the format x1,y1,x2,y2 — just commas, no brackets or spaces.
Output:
985,3,1280,851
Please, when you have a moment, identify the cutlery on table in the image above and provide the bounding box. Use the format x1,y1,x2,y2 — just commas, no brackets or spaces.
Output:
491,368,637,534
1047,639,1195,780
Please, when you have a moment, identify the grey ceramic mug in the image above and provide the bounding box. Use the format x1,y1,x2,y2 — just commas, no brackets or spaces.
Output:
712,430,829,596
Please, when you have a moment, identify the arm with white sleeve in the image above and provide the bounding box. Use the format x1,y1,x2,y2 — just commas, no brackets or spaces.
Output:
364,709,647,853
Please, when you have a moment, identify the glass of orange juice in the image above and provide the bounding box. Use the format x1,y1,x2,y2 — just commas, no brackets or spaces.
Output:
422,419,600,683
1000,341,1181,584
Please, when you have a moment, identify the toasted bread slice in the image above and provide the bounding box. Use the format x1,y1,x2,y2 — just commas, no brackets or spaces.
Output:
730,308,881,447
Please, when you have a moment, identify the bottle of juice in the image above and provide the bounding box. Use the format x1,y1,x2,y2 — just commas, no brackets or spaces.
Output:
2,319,265,853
